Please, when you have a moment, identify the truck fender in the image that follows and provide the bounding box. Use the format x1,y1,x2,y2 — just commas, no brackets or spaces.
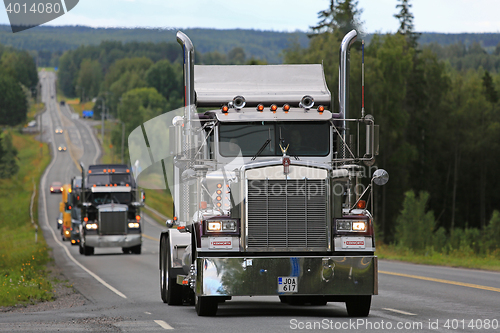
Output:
159,229,190,270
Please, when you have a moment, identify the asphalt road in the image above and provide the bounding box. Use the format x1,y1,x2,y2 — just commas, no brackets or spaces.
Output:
0,73,499,332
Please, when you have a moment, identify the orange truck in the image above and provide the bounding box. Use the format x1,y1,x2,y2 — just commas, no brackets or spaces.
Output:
59,184,72,241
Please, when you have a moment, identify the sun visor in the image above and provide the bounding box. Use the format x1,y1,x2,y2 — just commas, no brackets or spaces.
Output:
194,64,331,108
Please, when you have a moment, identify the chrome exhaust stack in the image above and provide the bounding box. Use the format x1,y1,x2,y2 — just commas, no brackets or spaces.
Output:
339,30,357,159
176,31,195,120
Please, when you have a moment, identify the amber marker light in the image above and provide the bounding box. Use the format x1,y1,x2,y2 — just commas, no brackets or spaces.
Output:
136,215,141,221
357,200,366,209
84,217,88,222
217,183,222,188
257,104,264,112
270,104,278,112
317,105,325,113
88,170,92,173
283,104,290,112
221,105,229,113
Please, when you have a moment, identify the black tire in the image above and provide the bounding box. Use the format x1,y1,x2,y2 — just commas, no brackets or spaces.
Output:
195,296,218,316
132,245,141,254
160,236,168,303
345,295,372,317
279,296,288,303
122,247,130,254
79,242,84,255
83,244,94,256
160,236,183,305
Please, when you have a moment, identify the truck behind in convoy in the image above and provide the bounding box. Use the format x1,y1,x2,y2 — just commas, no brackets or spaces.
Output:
77,164,144,255
60,183,72,241
130,30,388,317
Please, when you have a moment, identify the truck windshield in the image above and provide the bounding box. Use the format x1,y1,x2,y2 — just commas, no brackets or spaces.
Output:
88,173,132,186
71,207,81,220
219,121,330,157
91,192,132,205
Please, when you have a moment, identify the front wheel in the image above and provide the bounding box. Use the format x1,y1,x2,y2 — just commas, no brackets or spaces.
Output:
160,235,182,305
83,244,94,256
195,296,218,316
345,295,372,317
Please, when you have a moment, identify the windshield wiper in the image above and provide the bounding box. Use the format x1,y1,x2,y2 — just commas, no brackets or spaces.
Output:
251,138,271,160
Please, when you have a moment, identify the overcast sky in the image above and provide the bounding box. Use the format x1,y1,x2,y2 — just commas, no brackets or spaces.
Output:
1,0,500,34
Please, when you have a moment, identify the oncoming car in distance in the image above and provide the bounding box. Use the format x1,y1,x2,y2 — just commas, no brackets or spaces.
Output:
55,127,63,134
50,181,63,193
58,146,67,152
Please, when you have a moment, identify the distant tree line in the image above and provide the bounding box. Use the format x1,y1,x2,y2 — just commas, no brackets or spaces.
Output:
58,39,269,158
287,0,500,246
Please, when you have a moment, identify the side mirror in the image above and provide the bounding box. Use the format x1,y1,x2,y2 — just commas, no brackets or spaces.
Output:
372,169,389,186
141,190,146,203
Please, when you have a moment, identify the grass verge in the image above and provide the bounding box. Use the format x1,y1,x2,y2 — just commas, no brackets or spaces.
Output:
0,130,52,307
376,243,500,272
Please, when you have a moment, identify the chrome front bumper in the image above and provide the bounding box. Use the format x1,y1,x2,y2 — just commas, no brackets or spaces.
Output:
196,256,377,296
85,234,141,248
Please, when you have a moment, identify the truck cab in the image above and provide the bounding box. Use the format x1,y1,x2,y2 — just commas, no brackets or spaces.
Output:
78,164,144,255
129,30,388,317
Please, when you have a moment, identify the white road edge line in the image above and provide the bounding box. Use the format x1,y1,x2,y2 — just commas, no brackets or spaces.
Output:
40,75,127,299
154,320,174,330
382,308,417,316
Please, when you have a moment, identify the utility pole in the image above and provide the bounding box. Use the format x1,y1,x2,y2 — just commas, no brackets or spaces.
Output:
121,122,125,164
101,98,105,145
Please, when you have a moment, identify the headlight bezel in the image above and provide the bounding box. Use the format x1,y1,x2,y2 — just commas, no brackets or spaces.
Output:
335,218,369,234
203,219,239,235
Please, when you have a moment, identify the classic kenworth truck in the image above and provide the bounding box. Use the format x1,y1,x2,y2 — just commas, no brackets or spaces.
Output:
129,30,388,316
78,164,144,255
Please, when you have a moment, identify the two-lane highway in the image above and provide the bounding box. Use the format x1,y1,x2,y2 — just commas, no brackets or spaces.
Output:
0,73,499,332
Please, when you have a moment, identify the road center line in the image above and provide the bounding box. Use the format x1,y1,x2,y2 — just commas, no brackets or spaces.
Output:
379,270,500,293
154,320,174,330
382,308,416,316
40,81,127,299
142,234,160,242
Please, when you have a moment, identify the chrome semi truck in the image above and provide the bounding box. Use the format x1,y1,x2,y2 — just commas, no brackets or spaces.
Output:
131,30,388,316
78,164,144,255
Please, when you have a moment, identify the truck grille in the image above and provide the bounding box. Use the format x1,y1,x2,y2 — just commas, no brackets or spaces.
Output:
247,179,328,250
99,211,127,235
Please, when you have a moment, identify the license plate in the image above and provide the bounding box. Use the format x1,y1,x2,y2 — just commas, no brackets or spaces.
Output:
341,237,365,249
278,276,297,293
209,237,232,249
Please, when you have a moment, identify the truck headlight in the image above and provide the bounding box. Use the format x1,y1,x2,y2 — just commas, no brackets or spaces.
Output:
336,220,367,232
336,220,351,231
352,221,367,231
128,222,140,228
85,223,98,230
206,220,237,233
207,221,221,231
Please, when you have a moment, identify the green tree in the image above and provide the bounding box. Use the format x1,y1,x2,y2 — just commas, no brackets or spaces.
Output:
101,57,153,115
112,87,167,157
227,47,246,64
310,0,364,36
0,73,28,126
395,191,436,252
76,59,103,102
0,132,19,178
145,59,183,110
393,0,420,47
0,51,38,91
